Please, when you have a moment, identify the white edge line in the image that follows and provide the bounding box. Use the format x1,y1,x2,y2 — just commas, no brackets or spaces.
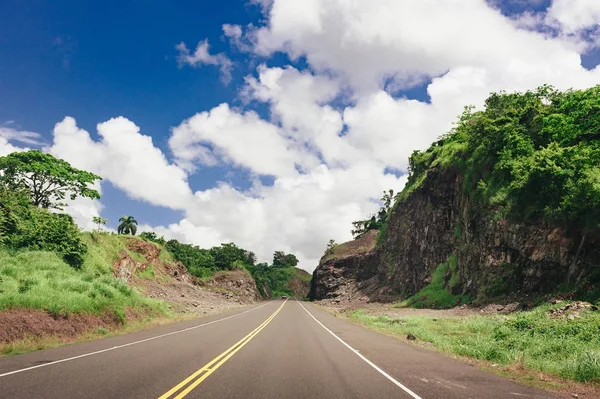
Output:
296,299,423,399
0,302,269,378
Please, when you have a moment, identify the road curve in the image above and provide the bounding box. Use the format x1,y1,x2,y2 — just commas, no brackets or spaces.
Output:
0,299,556,399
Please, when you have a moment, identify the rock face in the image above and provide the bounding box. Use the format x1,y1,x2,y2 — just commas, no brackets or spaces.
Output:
310,167,600,304
205,270,261,303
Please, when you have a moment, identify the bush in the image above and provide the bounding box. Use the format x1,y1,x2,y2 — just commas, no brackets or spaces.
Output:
0,189,87,268
397,85,600,234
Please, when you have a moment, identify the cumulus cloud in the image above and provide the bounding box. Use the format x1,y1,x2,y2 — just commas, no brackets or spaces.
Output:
547,0,600,34
251,0,595,92
176,40,234,85
0,137,26,156
50,116,194,210
170,102,315,177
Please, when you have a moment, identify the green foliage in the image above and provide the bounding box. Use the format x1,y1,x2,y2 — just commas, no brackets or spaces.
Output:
246,263,296,298
139,231,166,245
0,188,87,268
272,251,298,268
352,189,394,239
166,240,256,278
117,216,137,235
397,255,469,309
137,263,155,279
0,150,101,209
350,302,600,383
211,243,256,270
399,85,600,233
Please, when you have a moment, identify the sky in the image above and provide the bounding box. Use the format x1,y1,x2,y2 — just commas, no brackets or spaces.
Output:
1,0,600,272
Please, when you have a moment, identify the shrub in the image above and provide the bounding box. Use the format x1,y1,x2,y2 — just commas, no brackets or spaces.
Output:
0,189,87,268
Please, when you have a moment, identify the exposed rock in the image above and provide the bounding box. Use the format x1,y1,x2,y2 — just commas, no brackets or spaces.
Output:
204,269,261,303
547,301,593,319
310,167,600,304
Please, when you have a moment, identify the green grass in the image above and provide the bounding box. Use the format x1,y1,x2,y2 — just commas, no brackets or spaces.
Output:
349,303,600,383
396,255,470,309
137,263,155,279
0,246,166,318
80,232,146,274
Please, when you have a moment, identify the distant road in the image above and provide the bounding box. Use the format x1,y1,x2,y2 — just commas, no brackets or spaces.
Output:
0,299,555,398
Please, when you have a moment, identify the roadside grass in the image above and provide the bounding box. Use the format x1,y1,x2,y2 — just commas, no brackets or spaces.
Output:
0,248,166,317
348,304,600,384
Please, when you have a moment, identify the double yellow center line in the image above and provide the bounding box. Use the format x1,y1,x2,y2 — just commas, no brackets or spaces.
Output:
158,300,287,399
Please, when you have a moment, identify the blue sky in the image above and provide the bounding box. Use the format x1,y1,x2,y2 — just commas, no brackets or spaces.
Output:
1,0,599,270
1,0,269,226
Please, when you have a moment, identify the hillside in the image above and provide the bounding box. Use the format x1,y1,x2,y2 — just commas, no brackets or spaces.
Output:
0,232,260,354
311,85,600,306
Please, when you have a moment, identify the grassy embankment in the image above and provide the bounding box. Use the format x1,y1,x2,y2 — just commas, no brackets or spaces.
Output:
347,303,600,386
0,233,172,355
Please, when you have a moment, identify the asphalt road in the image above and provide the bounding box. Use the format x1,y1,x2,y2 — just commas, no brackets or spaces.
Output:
0,299,556,399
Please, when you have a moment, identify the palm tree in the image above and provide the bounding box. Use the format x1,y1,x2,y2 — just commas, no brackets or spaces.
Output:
118,216,138,235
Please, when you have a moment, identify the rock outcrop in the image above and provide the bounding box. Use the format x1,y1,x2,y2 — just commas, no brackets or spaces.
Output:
114,238,261,311
310,167,600,304
205,270,261,303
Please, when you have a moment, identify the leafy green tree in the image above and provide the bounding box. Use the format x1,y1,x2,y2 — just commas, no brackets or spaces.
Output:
0,150,101,210
166,239,215,278
92,216,108,232
351,189,394,238
118,216,138,235
210,243,256,270
272,251,299,268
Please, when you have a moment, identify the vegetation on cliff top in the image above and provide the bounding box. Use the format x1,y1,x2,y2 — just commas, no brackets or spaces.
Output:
399,85,600,234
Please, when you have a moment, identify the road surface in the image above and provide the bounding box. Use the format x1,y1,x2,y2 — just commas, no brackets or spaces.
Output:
0,299,555,398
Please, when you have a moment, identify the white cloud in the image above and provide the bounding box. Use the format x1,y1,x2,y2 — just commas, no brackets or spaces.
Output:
176,40,234,84
170,103,314,177
223,24,242,43
50,116,194,210
251,0,593,92
0,137,26,156
547,0,600,34
0,126,44,146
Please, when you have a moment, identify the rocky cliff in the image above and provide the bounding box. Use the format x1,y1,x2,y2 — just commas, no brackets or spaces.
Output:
310,166,600,305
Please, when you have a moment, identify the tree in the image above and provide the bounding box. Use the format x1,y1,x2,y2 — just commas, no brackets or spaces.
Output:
92,216,108,232
118,216,138,235
0,150,101,210
351,190,394,238
139,231,166,245
272,251,299,268
210,243,256,270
